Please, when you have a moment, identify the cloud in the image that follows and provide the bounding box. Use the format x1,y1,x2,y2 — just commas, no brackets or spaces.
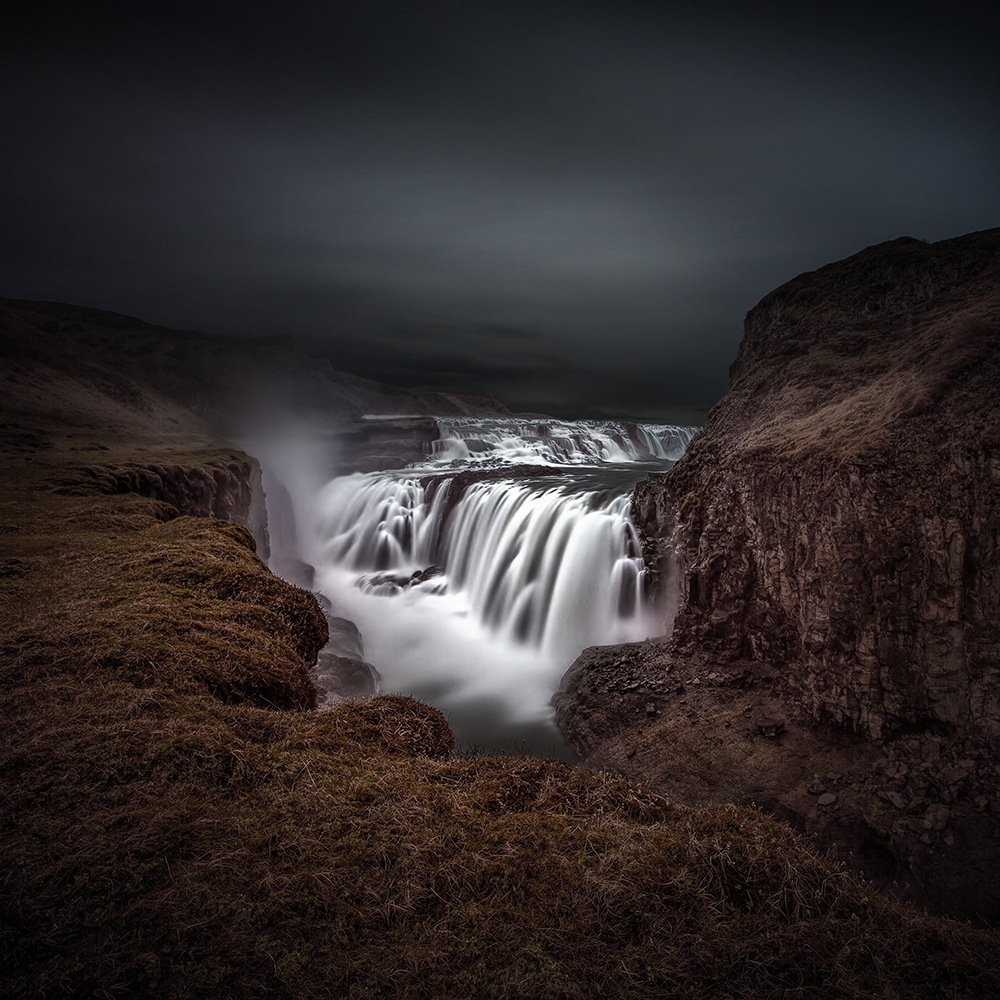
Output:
1,1,998,416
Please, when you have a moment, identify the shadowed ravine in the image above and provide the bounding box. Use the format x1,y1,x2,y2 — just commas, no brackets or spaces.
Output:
293,420,695,757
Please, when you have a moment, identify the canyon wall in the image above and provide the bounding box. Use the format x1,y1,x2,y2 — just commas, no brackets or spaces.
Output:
636,229,1000,740
48,454,271,558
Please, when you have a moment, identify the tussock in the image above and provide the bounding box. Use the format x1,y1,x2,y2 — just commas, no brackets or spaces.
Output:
1,494,325,709
726,240,1000,464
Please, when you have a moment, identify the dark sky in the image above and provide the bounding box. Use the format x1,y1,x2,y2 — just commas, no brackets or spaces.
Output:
3,1,998,422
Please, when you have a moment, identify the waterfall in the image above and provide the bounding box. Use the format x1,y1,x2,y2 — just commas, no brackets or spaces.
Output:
315,474,647,661
429,416,696,466
439,482,646,656
307,416,697,756
318,474,447,572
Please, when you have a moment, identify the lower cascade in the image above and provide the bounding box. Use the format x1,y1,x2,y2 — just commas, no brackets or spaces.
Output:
306,417,696,755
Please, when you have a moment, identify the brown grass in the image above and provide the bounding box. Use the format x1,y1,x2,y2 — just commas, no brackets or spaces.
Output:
733,288,999,463
3,463,1000,999
0,490,324,710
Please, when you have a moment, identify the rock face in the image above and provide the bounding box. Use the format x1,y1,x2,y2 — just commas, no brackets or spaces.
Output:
556,228,1000,922
338,415,442,472
311,615,383,709
634,229,1000,741
48,455,271,558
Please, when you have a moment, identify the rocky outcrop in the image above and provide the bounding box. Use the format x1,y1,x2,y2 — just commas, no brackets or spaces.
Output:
554,641,1000,919
311,613,383,709
48,454,271,559
556,228,1000,922
634,229,1000,741
45,454,388,707
337,414,441,472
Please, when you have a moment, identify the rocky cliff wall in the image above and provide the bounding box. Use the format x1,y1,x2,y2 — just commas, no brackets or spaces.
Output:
634,229,1000,741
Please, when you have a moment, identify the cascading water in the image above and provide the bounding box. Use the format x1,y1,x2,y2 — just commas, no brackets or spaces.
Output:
429,416,695,465
307,417,697,758
441,482,646,655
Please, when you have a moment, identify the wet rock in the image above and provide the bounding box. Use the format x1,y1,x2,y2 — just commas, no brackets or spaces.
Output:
311,615,382,709
313,652,381,707
356,566,445,595
325,616,366,661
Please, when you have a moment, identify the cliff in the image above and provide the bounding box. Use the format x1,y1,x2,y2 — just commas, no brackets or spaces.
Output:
46,453,272,557
555,228,1000,920
0,296,514,474
638,229,1000,739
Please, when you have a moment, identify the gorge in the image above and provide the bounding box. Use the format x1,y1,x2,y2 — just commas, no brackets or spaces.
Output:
3,227,1000,996
296,417,696,754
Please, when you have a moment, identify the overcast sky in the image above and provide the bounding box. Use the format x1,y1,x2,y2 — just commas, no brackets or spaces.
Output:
3,1,998,422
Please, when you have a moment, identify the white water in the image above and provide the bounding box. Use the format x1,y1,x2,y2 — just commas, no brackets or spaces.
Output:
429,416,696,466
306,418,696,757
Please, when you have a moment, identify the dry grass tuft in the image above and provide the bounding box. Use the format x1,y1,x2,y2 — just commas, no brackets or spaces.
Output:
738,311,999,462
288,695,457,760
1,491,325,710
721,234,1000,465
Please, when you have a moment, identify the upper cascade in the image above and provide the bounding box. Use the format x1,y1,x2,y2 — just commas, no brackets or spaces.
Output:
421,417,698,468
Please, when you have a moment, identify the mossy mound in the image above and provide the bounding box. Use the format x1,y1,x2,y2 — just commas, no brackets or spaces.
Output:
284,694,457,759
5,674,1000,999
1,491,325,709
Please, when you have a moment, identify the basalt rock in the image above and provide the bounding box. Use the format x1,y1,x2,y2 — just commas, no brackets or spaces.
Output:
313,652,382,707
311,615,383,708
325,615,367,661
356,566,445,596
557,228,1000,922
